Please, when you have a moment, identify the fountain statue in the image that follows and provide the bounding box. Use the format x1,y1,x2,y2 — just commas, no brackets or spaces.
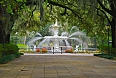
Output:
27,19,89,52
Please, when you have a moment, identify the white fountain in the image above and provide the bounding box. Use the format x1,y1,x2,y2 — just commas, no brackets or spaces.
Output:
43,19,68,52
27,19,89,52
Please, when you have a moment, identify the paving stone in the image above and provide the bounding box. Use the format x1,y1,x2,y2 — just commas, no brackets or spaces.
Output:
0,53,116,78
73,75,89,78
16,76,31,78
101,74,116,78
1,75,17,78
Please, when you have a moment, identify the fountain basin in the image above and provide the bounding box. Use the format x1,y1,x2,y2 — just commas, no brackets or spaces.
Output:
44,36,68,40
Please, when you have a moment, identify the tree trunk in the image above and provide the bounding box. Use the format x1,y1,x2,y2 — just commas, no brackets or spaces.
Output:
5,34,10,43
111,18,116,48
0,25,3,44
0,22,5,44
0,27,10,44
23,36,27,44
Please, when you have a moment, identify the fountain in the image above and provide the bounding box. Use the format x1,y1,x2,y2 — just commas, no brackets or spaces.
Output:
27,19,89,53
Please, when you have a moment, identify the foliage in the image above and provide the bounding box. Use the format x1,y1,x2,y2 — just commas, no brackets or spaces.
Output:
0,43,22,64
17,44,28,49
94,54,115,60
45,0,108,38
98,44,116,54
15,53,22,58
10,0,108,39
98,44,109,53
0,0,115,51
0,0,26,15
109,48,116,55
0,54,15,64
13,9,41,34
0,53,21,64
0,44,19,57
0,0,109,45
19,49,34,53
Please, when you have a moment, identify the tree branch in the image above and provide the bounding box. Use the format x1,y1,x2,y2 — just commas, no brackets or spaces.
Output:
97,7,111,25
97,0,113,16
47,0,83,19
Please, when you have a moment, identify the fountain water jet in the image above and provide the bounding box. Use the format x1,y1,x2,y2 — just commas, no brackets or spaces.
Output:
27,20,89,52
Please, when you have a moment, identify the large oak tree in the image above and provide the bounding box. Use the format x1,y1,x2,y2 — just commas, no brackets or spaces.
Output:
46,0,116,48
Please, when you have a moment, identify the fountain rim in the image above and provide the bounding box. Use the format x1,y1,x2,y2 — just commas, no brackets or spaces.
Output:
44,36,68,39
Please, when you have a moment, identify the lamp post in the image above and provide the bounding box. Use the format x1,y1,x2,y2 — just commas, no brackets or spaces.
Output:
106,23,110,55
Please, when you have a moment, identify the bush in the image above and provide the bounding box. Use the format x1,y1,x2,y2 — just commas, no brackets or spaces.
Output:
19,49,34,53
15,53,21,58
97,44,116,54
109,48,116,55
98,44,108,53
0,44,19,56
17,44,27,48
0,53,22,64
0,44,20,62
94,54,115,59
0,54,15,64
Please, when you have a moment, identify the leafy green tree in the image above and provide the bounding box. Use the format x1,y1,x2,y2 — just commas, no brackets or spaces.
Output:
0,0,44,44
0,0,26,44
45,0,116,48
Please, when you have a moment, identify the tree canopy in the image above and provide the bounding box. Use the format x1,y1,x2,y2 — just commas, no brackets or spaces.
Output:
0,0,116,48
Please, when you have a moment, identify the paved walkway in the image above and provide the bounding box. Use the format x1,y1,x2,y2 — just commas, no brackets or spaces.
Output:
0,53,116,78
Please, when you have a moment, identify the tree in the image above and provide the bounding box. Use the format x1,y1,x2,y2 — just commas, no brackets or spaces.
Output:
45,0,116,49
0,0,43,44
0,0,26,44
97,0,116,48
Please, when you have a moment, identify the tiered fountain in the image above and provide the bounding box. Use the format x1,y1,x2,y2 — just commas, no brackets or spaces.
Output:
43,19,68,52
28,19,89,52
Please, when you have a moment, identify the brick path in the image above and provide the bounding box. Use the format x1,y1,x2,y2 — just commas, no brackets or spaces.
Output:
0,53,116,78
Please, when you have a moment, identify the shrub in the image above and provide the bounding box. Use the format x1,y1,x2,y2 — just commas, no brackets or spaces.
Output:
17,44,27,49
0,44,19,57
98,44,108,53
94,54,115,59
15,53,21,58
98,44,116,55
0,54,15,64
0,53,22,64
109,48,116,55
0,44,22,64
4,44,19,55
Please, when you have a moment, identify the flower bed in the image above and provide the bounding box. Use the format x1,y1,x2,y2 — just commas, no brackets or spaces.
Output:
36,48,48,53
42,48,48,53
65,48,73,53
36,48,41,52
